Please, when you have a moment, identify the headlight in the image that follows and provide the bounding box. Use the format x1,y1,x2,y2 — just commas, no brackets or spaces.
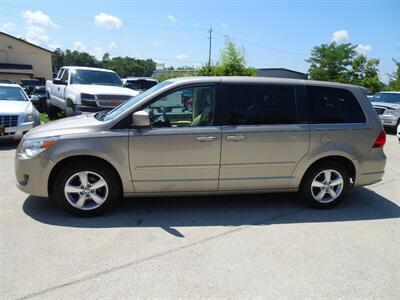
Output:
24,113,34,122
385,109,400,117
18,136,59,159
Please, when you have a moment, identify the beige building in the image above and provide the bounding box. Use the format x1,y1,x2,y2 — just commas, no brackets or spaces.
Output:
0,32,53,83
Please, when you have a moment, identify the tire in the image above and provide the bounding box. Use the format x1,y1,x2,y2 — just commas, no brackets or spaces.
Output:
64,100,77,118
47,99,60,120
64,106,75,118
299,161,350,209
53,161,121,217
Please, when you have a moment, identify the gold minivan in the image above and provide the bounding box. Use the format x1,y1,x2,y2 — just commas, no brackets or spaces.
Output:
15,77,386,216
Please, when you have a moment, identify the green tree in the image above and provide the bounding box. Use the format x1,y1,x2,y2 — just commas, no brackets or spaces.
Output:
386,58,400,91
103,56,156,77
199,36,255,76
306,42,357,82
349,55,382,93
52,49,99,71
307,42,383,92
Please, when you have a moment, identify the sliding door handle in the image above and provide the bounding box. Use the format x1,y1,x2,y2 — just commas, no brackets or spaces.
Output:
226,135,246,141
196,136,217,142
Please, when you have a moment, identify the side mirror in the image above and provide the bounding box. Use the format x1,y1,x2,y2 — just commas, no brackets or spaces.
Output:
132,110,150,127
53,78,67,85
30,95,39,102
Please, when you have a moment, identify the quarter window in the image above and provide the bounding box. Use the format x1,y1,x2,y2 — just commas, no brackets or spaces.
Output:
142,86,216,127
307,86,366,123
223,84,297,125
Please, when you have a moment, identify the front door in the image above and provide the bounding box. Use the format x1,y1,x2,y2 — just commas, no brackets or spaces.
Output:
219,84,310,190
129,84,221,193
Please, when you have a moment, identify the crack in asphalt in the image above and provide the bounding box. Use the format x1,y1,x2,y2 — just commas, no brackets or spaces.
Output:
16,209,301,300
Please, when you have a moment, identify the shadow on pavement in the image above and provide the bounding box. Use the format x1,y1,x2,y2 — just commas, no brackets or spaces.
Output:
0,140,19,150
23,187,399,237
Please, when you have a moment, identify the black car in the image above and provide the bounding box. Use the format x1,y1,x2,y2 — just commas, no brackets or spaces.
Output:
20,79,42,95
30,86,47,113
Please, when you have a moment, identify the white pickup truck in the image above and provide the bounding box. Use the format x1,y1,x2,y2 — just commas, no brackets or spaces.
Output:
46,66,138,119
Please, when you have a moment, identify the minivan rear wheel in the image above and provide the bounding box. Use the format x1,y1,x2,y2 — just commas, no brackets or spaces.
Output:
300,162,350,208
53,161,120,216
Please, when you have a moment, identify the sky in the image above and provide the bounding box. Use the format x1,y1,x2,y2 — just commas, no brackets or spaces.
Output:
0,0,399,82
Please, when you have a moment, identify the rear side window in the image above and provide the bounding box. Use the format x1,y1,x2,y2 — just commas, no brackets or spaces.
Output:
307,86,365,123
223,84,297,125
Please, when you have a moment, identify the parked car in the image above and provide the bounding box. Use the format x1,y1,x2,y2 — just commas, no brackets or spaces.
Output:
0,79,16,84
371,91,400,130
0,83,40,139
15,77,386,217
30,86,47,113
397,123,400,142
20,79,42,95
46,66,138,119
122,77,158,93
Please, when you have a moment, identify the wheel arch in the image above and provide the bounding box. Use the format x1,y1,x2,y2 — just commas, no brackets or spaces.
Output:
48,155,123,197
298,155,356,188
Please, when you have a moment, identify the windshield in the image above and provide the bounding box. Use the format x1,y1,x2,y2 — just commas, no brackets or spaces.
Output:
21,79,41,86
102,81,172,121
371,93,400,104
0,86,28,101
70,69,123,86
125,79,157,91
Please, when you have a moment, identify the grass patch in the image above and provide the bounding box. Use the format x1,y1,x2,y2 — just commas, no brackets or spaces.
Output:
40,113,50,124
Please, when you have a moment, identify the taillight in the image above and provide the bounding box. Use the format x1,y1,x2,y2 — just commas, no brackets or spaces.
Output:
373,130,386,148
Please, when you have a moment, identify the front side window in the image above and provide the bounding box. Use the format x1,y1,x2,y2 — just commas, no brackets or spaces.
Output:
223,84,297,125
142,86,216,127
0,86,28,101
61,69,69,83
307,86,366,123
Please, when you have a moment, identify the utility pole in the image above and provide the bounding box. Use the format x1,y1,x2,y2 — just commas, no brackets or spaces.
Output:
208,27,212,67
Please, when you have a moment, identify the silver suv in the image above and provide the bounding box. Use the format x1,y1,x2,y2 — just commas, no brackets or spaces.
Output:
15,77,387,216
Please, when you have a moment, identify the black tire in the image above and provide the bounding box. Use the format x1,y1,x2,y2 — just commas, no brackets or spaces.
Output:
53,161,121,217
64,106,75,118
64,100,76,117
299,161,350,209
47,99,61,120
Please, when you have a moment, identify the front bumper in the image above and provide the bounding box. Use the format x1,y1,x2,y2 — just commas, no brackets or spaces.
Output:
0,121,36,140
379,114,399,128
75,104,105,113
14,151,54,197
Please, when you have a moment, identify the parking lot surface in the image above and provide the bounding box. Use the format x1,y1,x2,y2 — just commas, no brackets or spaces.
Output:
0,134,399,299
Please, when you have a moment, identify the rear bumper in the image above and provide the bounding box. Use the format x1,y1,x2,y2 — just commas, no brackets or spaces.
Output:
353,149,386,187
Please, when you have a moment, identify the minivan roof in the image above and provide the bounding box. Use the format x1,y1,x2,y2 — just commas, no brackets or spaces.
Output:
166,76,362,89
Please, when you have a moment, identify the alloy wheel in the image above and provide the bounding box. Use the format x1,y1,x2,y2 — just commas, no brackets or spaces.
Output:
64,171,109,210
311,169,344,203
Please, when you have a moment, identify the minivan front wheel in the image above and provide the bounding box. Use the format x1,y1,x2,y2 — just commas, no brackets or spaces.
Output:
53,161,120,216
300,162,350,208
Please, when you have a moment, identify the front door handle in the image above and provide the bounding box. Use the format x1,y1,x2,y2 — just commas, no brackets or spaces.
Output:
196,136,217,142
226,135,246,141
